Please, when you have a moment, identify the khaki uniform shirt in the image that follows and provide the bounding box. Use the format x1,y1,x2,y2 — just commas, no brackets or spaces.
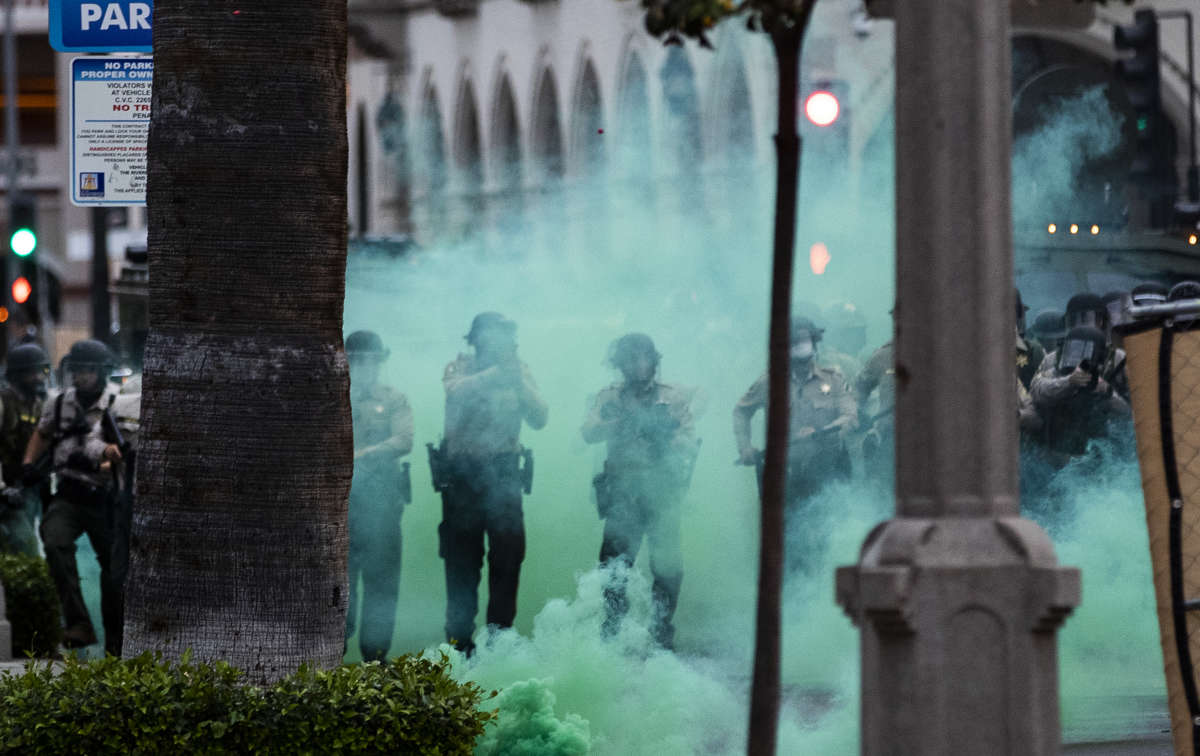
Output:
1016,330,1045,391
581,381,699,474
351,383,413,468
443,353,548,459
855,342,895,421
733,362,858,462
37,383,121,489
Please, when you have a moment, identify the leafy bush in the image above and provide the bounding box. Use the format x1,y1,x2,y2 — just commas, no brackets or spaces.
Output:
0,553,61,657
0,652,495,754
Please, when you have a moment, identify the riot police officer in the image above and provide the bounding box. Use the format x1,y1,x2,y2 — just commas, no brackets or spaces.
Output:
733,317,857,572
855,339,895,484
1031,326,1129,463
822,301,868,380
1029,311,1066,357
1016,288,1044,392
344,330,413,662
1032,293,1127,405
24,339,124,650
582,333,699,648
432,313,547,655
0,343,49,556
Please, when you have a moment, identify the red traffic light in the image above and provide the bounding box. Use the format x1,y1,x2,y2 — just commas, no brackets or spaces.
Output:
11,276,31,304
804,91,841,127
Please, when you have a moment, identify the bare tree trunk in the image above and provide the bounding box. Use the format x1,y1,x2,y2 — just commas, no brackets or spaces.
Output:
125,0,352,680
748,14,809,755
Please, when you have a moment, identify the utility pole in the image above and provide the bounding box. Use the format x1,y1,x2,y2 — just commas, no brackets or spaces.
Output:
2,0,17,360
836,1,1080,753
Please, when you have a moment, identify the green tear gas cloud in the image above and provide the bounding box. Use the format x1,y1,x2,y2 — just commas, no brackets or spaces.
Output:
64,22,1169,754
335,26,895,753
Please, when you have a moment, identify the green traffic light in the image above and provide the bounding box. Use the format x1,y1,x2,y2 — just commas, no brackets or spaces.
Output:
1137,116,1149,132
10,228,36,257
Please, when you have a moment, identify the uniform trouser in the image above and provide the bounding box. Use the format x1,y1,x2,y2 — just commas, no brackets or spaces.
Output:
345,478,404,662
783,445,851,576
438,458,525,654
597,472,684,648
40,491,119,647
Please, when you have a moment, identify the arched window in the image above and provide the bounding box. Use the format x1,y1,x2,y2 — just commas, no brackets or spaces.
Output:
616,51,652,180
531,68,565,183
571,59,605,177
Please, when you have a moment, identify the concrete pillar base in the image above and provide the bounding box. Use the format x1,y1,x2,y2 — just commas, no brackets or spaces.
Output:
837,516,1080,755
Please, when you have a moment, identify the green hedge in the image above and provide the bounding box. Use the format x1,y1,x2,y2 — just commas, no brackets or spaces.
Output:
0,652,495,754
0,553,61,657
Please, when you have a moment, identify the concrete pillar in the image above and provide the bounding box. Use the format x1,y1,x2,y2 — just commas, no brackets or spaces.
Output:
835,1,1080,753
0,578,10,661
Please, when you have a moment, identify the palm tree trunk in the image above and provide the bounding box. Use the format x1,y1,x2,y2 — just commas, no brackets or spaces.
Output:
748,10,812,754
124,0,352,681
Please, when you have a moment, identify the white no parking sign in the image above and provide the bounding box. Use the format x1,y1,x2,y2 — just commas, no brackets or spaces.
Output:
70,56,152,206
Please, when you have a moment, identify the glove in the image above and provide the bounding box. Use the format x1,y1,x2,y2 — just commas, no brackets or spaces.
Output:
1,487,23,510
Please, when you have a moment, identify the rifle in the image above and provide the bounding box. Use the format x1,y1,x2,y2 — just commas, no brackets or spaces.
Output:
1077,359,1101,392
519,446,534,495
427,441,449,493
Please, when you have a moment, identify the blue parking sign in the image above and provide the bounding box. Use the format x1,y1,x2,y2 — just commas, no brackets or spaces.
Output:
50,0,153,52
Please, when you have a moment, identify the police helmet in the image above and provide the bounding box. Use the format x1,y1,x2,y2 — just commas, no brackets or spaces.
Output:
791,316,824,343
1030,310,1066,341
465,312,516,345
790,317,823,362
66,339,116,370
1057,326,1108,375
1131,282,1168,306
1064,293,1108,331
608,332,660,371
345,330,390,361
5,343,49,380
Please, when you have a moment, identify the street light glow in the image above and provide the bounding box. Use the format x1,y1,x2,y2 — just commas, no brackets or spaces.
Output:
1090,224,1100,235
1190,234,1198,246
1048,223,1057,234
809,242,831,274
1069,224,1079,235
804,91,840,127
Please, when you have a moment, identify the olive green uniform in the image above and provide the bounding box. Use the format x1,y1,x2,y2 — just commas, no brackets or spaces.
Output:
0,385,42,556
855,342,895,482
346,382,413,661
439,353,547,653
582,381,699,648
733,361,857,572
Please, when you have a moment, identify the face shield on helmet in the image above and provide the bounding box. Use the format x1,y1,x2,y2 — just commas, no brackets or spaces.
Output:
1065,309,1105,331
1056,327,1108,375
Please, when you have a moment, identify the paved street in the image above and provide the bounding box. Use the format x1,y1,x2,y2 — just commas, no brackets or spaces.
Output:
1064,739,1172,755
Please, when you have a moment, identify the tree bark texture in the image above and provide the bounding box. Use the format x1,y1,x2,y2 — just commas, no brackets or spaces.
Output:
126,0,351,680
747,17,807,756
